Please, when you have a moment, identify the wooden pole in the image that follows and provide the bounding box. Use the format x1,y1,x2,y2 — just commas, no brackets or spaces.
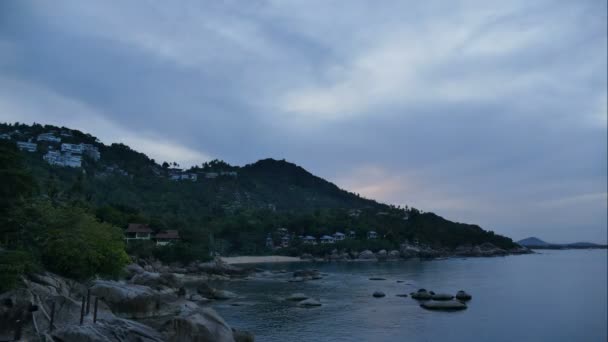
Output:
93,297,99,323
79,296,85,325
49,301,56,332
86,289,91,315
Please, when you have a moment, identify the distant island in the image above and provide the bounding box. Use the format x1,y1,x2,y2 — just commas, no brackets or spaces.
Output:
517,237,607,250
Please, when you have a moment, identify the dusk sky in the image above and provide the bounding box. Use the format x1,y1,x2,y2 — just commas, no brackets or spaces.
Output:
0,0,606,243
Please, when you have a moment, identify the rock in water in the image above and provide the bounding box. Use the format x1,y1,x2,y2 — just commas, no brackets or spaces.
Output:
411,289,432,300
372,291,386,298
420,300,467,311
358,250,376,260
455,290,472,301
89,280,159,318
298,299,322,307
233,328,255,342
396,294,409,297
431,293,454,301
369,277,386,281
286,293,309,301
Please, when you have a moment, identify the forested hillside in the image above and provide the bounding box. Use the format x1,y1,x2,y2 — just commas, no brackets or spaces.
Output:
1,122,516,266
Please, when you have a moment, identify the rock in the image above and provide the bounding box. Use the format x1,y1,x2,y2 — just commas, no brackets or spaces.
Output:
369,277,386,281
388,250,401,260
420,300,467,311
198,258,250,277
300,253,314,260
51,317,165,342
372,291,386,298
411,290,432,300
399,244,420,259
165,307,236,342
288,277,305,282
431,293,454,301
233,328,255,342
396,294,408,297
298,299,322,307
131,271,181,289
124,263,145,277
189,294,210,303
396,280,404,283
213,290,237,300
89,280,160,318
455,290,472,301
286,293,309,301
293,269,320,278
376,250,388,261
358,250,376,260
429,291,435,295
196,283,237,300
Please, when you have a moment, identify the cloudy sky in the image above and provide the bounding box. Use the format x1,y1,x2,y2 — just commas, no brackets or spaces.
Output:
1,0,606,243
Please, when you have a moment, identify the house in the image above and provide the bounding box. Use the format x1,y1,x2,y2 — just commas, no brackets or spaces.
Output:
81,144,101,161
180,173,197,181
348,230,356,238
37,133,61,143
60,131,73,137
155,230,180,246
16,141,37,152
204,172,218,179
333,232,346,241
61,143,84,154
125,223,153,242
43,151,82,168
367,231,378,240
320,235,335,244
0,133,11,140
281,235,290,248
302,236,317,245
220,171,238,177
277,227,288,236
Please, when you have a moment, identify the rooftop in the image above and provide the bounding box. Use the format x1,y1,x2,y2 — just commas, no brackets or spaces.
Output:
126,223,153,233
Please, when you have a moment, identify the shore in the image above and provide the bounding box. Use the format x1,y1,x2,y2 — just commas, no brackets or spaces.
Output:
221,255,304,264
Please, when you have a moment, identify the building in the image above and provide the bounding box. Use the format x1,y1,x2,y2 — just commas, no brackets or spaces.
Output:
81,144,101,161
0,133,11,140
302,236,317,245
60,131,73,137
155,230,180,246
220,171,238,177
16,141,37,152
169,169,198,181
37,133,61,143
277,228,288,236
204,172,219,179
367,231,378,240
43,151,82,168
125,223,153,242
180,173,197,181
320,235,335,244
348,230,356,238
61,143,84,154
333,232,346,241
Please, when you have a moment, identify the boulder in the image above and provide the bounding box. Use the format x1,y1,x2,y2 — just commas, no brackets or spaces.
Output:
131,272,181,289
399,244,420,259
455,290,472,301
89,280,160,318
358,250,376,260
196,283,237,300
388,250,401,260
411,290,432,300
124,263,145,278
395,294,408,297
369,277,386,281
286,293,309,301
298,299,322,307
198,259,249,277
372,291,386,298
300,253,314,260
52,318,165,342
376,250,388,261
431,293,454,301
293,269,320,278
233,328,255,342
420,300,467,311
165,307,236,342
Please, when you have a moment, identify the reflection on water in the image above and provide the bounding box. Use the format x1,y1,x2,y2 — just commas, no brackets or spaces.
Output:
212,250,607,342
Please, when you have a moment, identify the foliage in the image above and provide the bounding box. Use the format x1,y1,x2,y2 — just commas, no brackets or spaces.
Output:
0,249,38,292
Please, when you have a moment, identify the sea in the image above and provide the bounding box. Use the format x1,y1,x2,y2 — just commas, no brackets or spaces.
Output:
211,249,607,342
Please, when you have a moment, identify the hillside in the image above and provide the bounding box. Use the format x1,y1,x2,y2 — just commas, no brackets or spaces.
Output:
517,237,607,249
1,122,517,257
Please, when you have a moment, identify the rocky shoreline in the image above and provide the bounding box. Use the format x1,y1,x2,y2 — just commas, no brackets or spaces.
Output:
0,259,255,342
301,242,533,262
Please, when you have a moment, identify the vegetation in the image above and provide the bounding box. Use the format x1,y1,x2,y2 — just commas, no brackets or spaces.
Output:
0,122,518,288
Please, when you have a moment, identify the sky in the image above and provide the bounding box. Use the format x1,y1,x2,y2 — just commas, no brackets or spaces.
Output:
0,0,606,243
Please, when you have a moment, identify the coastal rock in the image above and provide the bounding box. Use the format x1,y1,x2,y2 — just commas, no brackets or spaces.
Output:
198,258,250,277
455,290,472,301
292,269,321,281
396,294,409,297
131,271,181,289
369,277,386,281
196,283,237,300
298,299,322,307
52,318,165,342
431,293,454,301
372,291,386,298
286,293,309,301
388,250,401,260
411,289,432,300
165,307,236,342
399,244,420,259
124,263,145,278
90,280,159,318
376,250,388,261
233,328,255,342
420,300,467,311
358,250,376,260
300,253,314,260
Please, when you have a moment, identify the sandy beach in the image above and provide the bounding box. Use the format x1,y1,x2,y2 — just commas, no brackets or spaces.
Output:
221,255,305,265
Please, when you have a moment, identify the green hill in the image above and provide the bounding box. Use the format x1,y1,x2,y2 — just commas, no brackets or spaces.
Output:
1,122,517,260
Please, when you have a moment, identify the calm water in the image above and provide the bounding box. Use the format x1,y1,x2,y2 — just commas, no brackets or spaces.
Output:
212,250,607,342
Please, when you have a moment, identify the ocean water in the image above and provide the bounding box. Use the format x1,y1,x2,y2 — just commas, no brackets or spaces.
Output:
212,250,607,342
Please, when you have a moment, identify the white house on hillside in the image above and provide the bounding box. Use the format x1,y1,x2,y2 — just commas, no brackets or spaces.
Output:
37,133,61,143
367,231,378,239
320,235,336,244
333,232,346,241
16,141,37,152
43,151,82,168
